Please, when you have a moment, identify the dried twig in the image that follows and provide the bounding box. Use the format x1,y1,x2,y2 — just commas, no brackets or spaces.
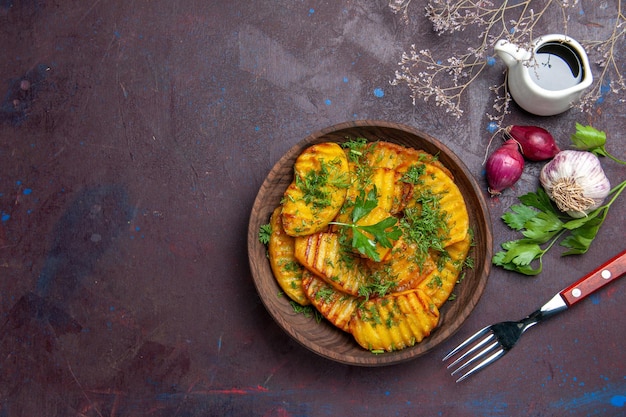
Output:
391,0,624,123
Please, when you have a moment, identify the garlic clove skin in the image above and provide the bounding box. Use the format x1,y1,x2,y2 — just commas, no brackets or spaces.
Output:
540,150,611,218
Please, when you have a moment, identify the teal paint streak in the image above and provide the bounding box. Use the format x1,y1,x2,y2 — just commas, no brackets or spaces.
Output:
550,385,626,415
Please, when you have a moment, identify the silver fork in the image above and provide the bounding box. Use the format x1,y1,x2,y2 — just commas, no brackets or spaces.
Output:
443,249,626,383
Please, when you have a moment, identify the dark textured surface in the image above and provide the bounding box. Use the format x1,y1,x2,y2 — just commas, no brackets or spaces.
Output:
0,1,624,416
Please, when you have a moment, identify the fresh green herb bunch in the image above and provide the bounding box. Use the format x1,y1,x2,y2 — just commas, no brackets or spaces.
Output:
493,181,626,275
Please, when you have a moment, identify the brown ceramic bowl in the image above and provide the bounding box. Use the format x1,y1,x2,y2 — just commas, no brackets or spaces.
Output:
248,120,492,366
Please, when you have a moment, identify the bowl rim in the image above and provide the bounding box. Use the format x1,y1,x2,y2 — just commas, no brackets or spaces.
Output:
247,120,493,366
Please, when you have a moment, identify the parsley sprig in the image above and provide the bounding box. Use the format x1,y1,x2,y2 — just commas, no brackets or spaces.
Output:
330,187,402,262
258,223,272,244
493,180,626,275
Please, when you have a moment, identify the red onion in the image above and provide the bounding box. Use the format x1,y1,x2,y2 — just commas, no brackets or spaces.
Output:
505,125,560,161
486,139,525,196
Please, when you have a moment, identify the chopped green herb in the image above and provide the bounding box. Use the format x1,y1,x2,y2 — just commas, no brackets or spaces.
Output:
358,271,397,300
290,301,323,323
400,191,449,255
259,223,272,244
341,137,369,162
401,163,426,185
295,159,350,211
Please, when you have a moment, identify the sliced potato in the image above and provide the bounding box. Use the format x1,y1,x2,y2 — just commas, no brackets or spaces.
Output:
282,142,350,236
294,232,368,296
268,207,310,306
366,141,453,179
367,236,437,292
332,165,407,223
370,167,413,215
406,162,469,246
349,289,439,352
301,272,359,332
418,234,471,308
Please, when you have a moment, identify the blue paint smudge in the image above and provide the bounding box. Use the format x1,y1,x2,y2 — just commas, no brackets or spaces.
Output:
1,213,10,222
308,8,315,16
343,76,349,83
487,56,497,66
487,121,499,133
23,188,32,195
611,395,626,407
324,99,332,106
551,387,626,413
373,88,384,98
590,293,601,304
254,126,260,131
114,30,121,38
600,80,611,94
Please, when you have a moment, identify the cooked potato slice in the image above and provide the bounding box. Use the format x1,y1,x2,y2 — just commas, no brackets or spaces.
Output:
367,236,437,292
350,289,439,352
301,272,359,332
282,142,350,236
406,162,469,246
366,141,453,179
294,232,368,296
268,207,310,306
332,166,407,223
418,234,471,308
370,168,413,214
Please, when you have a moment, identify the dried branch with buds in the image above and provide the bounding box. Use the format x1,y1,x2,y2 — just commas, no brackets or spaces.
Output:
390,0,625,123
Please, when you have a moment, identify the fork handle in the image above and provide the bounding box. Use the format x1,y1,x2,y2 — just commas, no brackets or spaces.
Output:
560,249,626,307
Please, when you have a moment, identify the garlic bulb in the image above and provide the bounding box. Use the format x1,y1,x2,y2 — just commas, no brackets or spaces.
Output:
540,150,611,218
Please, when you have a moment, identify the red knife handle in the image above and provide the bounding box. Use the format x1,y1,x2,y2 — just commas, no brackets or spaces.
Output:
560,249,626,307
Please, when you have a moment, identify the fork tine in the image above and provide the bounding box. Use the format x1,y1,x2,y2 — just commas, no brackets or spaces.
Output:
454,348,507,383
442,325,491,361
449,339,499,376
446,334,496,370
